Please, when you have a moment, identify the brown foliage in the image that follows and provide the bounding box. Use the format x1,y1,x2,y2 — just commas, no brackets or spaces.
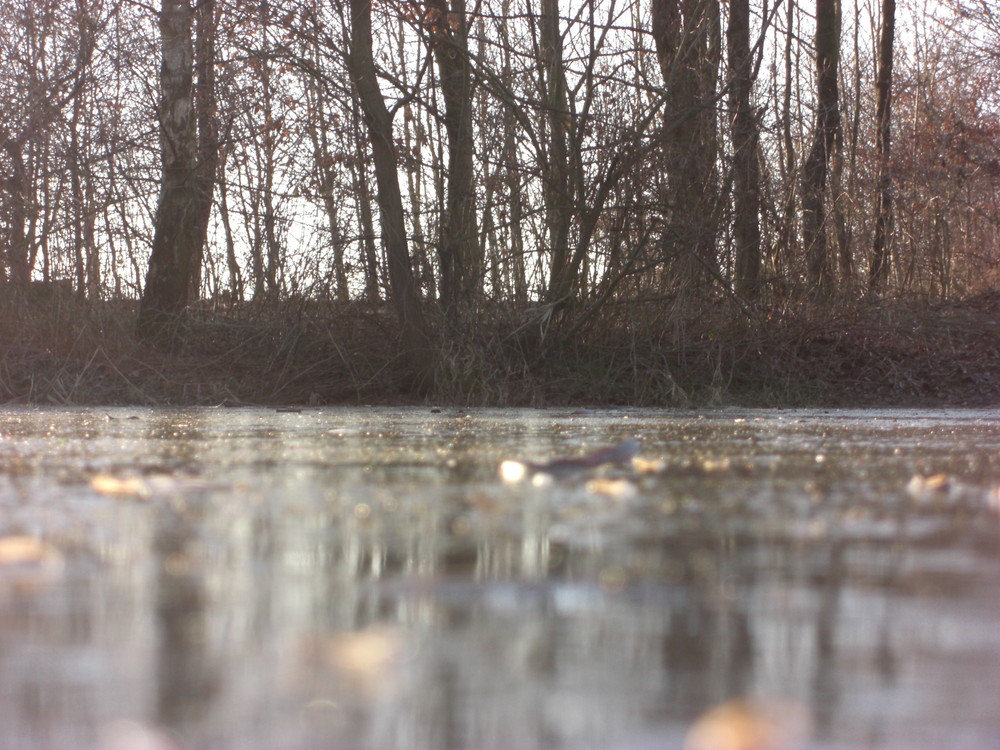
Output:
3,292,1000,407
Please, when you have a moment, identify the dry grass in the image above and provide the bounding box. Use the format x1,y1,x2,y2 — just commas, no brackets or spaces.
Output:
2,290,999,407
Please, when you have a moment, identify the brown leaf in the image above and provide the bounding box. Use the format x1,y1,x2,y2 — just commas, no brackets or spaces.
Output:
0,535,61,567
91,474,151,498
684,699,811,750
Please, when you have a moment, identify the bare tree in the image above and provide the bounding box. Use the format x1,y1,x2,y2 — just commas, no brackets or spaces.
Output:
651,0,723,295
137,0,217,338
302,19,351,301
188,0,219,299
351,101,383,303
539,0,575,306
773,0,800,283
727,0,762,297
347,0,436,390
869,0,895,291
425,0,481,318
0,0,96,288
800,0,841,295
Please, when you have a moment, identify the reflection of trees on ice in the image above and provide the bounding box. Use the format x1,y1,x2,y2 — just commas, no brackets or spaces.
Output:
0,408,998,750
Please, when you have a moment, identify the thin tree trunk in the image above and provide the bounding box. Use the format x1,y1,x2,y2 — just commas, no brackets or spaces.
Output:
831,128,852,283
244,154,265,299
70,116,86,295
800,0,841,295
499,0,527,304
187,0,219,301
506,141,527,304
258,5,281,296
402,99,430,298
777,0,797,280
427,0,480,318
1,132,31,286
839,0,863,283
216,152,243,302
869,0,895,292
305,55,351,300
484,0,528,305
351,100,381,303
540,0,574,306
355,163,381,302
727,0,761,298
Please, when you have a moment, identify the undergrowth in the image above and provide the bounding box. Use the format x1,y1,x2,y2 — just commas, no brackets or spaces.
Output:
2,290,999,407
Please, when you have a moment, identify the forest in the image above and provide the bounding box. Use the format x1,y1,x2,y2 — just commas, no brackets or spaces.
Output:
1,0,999,406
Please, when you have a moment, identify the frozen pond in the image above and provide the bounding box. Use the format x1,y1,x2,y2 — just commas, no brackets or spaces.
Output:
0,407,998,750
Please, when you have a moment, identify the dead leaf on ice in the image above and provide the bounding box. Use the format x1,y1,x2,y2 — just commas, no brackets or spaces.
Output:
585,477,638,499
906,472,952,500
326,626,403,678
90,474,151,498
684,699,811,750
0,535,62,567
291,625,407,697
499,438,642,482
0,535,64,586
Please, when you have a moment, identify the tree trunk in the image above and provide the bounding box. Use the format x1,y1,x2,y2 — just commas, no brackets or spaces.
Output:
401,97,431,299
187,0,219,301
427,0,480,318
138,0,205,339
869,0,895,292
347,0,436,392
258,5,281,297
216,152,244,302
1,132,31,286
305,57,351,301
355,163,382,303
540,0,575,306
351,100,381,303
776,0,798,281
493,3,527,304
70,94,88,296
500,7,527,305
651,0,722,294
726,0,761,298
800,0,841,295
